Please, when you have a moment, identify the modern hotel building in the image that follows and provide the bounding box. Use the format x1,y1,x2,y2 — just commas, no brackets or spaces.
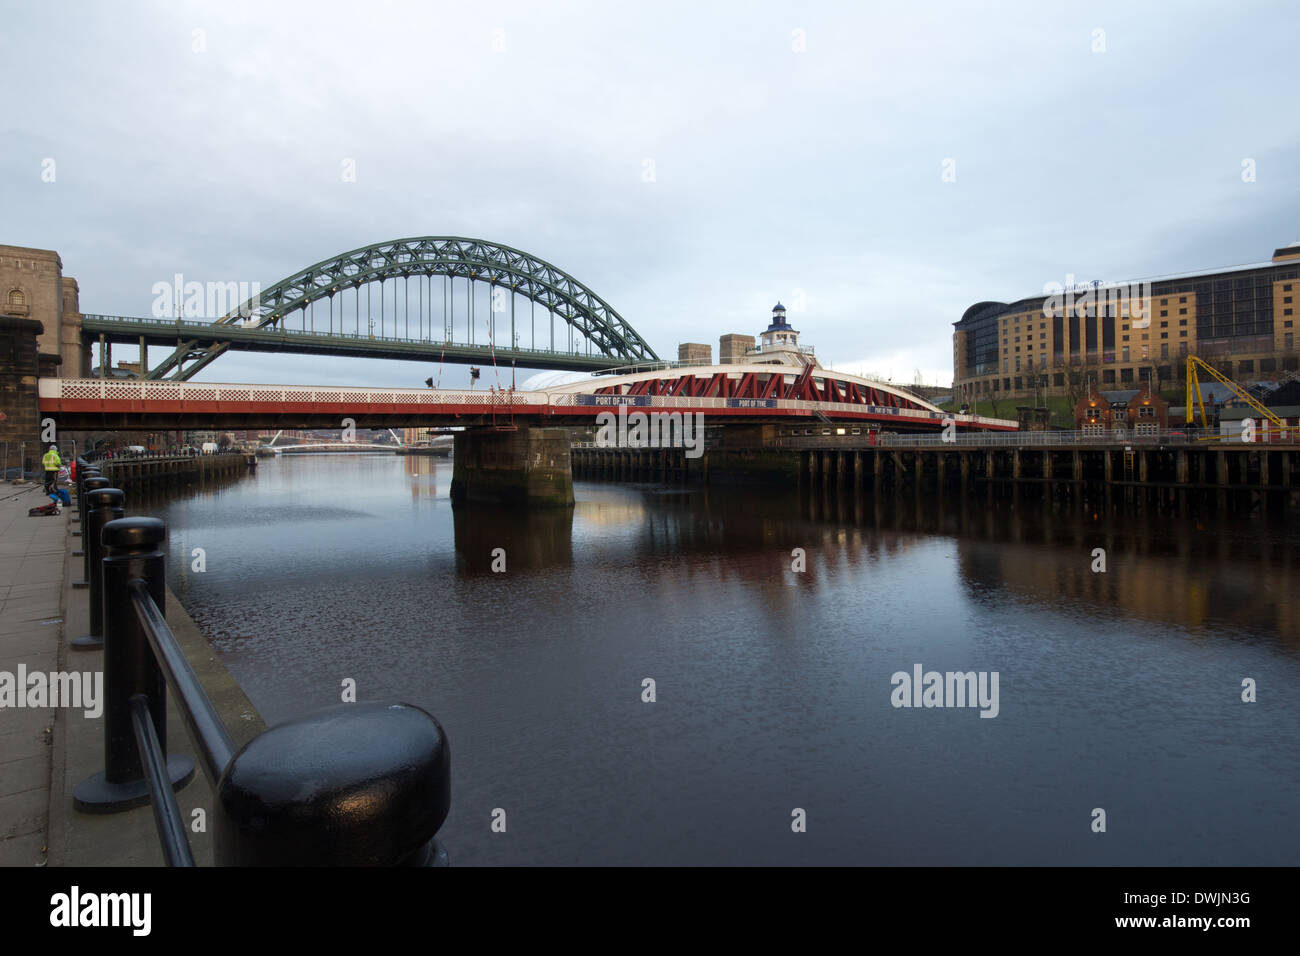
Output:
953,243,1300,403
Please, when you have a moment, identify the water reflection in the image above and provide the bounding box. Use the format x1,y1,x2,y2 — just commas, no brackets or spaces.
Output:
145,456,1300,866
453,504,574,572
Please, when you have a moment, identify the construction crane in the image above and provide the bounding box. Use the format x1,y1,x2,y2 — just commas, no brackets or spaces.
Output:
1184,354,1285,428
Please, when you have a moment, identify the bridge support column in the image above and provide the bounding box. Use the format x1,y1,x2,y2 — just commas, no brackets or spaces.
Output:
1,317,49,477
450,427,574,508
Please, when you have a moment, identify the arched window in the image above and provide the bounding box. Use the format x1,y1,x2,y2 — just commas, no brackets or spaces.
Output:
7,289,25,306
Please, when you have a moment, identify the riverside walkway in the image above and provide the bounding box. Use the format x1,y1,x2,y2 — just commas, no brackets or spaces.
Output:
0,481,264,866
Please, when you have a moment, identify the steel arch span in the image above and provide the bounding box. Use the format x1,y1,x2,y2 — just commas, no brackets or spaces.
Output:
136,237,660,379
227,237,655,357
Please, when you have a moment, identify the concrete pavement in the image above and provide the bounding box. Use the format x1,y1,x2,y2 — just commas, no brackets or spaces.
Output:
1,479,264,867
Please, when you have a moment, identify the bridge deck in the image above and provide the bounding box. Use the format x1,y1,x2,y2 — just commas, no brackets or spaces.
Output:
40,378,1017,431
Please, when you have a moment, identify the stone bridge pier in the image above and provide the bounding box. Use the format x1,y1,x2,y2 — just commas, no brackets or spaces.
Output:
450,426,575,508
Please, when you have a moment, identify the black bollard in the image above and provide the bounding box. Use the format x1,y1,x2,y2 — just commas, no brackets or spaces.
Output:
73,516,195,813
70,459,89,533
76,465,100,528
71,474,108,580
70,487,125,652
214,701,450,866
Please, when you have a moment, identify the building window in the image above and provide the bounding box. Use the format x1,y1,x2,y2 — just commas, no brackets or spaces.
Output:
1179,342,1188,356
6,289,24,306
1179,319,1187,326
1179,296,1187,304
1160,298,1168,305
1122,346,1130,362
1286,308,1294,316
1160,310,1168,317
1284,297,1292,304
1161,332,1168,339
1178,308,1187,315
1160,321,1168,328
1239,360,1254,373
1287,334,1295,350
1161,344,1169,358
1179,330,1187,337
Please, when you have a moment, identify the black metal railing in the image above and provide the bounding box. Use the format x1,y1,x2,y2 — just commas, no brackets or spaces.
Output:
71,479,451,866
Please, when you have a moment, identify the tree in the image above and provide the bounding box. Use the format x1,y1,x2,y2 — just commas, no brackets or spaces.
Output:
1063,364,1089,412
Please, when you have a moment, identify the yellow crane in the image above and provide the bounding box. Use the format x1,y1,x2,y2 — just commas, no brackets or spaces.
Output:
1184,354,1285,428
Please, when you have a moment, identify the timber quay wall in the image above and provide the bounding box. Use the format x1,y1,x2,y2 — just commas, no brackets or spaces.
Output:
571,437,1300,514
91,454,251,493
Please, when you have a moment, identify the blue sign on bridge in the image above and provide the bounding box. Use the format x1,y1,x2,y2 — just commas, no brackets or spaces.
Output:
577,395,652,407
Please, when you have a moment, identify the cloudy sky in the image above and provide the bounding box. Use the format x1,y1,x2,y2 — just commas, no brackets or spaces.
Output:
3,0,1298,389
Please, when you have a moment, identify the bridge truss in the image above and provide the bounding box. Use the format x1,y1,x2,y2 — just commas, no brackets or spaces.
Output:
82,237,660,380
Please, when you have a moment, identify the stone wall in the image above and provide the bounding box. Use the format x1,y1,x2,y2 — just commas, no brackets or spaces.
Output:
0,316,45,474
0,244,84,376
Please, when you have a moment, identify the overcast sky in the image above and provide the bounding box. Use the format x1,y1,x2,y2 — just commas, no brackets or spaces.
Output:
3,0,1298,389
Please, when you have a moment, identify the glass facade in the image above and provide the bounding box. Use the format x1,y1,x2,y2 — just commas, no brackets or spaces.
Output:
955,255,1300,398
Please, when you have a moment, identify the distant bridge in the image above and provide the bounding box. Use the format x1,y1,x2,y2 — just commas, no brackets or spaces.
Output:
80,237,661,379
260,442,397,454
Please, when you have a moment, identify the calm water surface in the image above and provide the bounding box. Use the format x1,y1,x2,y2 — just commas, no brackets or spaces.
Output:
148,454,1300,865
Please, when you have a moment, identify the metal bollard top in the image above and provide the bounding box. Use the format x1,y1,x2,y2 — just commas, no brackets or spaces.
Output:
102,515,166,550
215,701,451,866
85,487,125,510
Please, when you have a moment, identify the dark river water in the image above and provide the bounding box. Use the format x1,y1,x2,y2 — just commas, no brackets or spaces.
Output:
147,453,1300,866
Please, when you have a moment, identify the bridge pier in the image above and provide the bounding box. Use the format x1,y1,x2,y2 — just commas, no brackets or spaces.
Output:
450,427,574,509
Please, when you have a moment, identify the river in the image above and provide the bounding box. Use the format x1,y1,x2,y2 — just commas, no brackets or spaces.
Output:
147,453,1300,865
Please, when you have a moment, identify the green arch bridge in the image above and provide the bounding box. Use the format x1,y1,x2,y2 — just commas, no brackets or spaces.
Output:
80,237,661,379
